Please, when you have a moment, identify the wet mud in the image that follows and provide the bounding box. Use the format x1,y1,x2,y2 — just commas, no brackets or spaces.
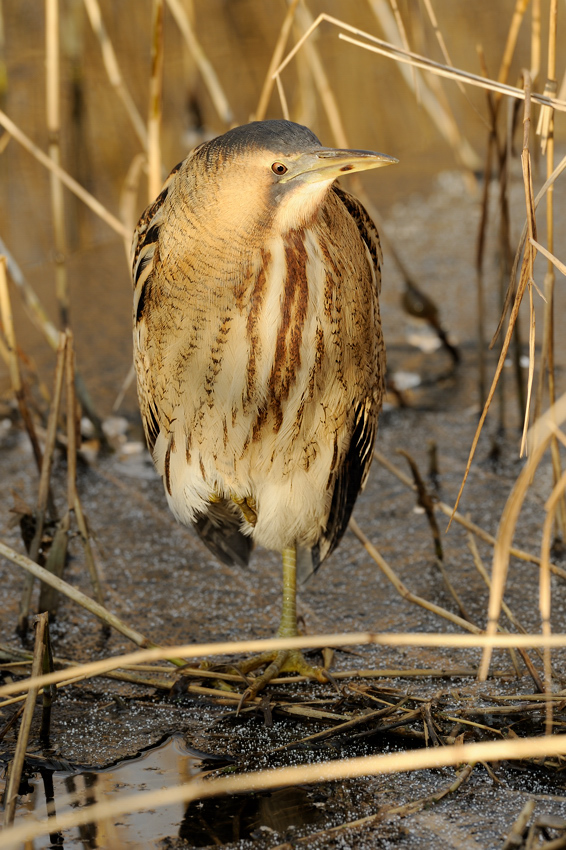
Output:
2,169,566,847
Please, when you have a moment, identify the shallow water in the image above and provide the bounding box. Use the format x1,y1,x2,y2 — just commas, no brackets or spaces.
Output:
1,733,327,848
3,735,200,848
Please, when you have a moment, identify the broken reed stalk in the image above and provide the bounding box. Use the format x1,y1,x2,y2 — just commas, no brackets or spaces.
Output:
147,0,164,202
82,0,148,148
165,0,233,126
64,331,105,606
18,334,66,633
373,449,566,581
254,0,300,121
4,734,566,849
2,612,48,827
478,394,566,681
502,800,536,850
348,518,482,636
396,449,472,622
46,0,69,330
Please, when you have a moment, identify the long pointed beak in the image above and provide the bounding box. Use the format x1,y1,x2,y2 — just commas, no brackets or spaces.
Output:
281,147,398,185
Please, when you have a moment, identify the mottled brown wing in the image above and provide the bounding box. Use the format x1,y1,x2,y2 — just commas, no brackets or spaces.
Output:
307,184,383,574
132,159,254,569
332,184,383,290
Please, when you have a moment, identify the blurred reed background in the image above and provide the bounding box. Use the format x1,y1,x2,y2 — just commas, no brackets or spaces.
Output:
2,3,566,843
0,0,564,416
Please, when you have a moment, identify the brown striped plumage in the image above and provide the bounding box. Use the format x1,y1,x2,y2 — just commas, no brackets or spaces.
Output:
132,120,396,696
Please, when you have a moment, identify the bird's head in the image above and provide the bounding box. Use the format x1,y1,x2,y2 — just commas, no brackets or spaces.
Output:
187,120,398,235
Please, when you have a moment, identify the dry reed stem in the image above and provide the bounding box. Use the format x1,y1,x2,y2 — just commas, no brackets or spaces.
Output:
377,0,417,96
148,0,164,202
82,0,147,148
479,393,566,681
17,334,67,632
278,763,474,846
120,153,146,256
503,799,536,850
519,70,537,457
531,238,566,277
530,0,541,82
165,0,233,126
373,449,566,580
450,182,535,517
467,532,546,690
421,0,489,129
254,0,300,121
275,74,290,121
292,4,349,149
2,613,47,827
535,0,565,545
349,518,482,635
330,29,566,112
3,630,566,703
468,541,522,681
3,734,566,848
0,664,506,711
0,256,46,478
0,538,156,652
396,450,472,622
0,237,60,351
535,0,557,153
496,0,530,93
0,109,128,238
364,2,479,169
492,151,566,347
46,0,69,330
65,331,105,605
540,443,566,733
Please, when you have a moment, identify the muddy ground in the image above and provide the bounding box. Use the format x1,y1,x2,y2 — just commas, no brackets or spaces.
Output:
2,168,566,848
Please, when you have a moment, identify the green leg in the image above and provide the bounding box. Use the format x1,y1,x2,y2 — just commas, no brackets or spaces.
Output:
278,546,299,637
236,544,327,703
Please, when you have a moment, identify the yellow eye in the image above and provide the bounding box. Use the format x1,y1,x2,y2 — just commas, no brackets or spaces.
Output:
271,162,288,175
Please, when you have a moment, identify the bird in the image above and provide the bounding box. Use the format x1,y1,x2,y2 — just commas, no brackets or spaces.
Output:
131,120,397,700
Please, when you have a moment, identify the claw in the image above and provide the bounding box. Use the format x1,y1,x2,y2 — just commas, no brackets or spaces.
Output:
235,648,328,705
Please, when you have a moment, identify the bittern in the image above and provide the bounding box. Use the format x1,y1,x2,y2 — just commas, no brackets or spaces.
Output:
132,120,397,699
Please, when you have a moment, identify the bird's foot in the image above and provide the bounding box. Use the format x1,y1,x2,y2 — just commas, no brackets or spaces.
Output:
235,648,327,705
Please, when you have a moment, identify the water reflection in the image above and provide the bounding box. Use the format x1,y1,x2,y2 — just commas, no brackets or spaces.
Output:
1,735,324,847
179,785,323,846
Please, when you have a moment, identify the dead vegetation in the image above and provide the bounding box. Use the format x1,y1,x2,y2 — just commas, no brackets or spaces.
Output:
0,1,566,847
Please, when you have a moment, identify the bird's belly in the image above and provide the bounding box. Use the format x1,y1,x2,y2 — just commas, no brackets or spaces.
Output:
151,227,379,552
158,350,353,551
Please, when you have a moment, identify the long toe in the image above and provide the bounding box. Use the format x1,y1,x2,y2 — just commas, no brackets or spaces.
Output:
237,649,328,704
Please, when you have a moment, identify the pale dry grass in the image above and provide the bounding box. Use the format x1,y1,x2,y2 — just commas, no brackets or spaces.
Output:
0,2,566,845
